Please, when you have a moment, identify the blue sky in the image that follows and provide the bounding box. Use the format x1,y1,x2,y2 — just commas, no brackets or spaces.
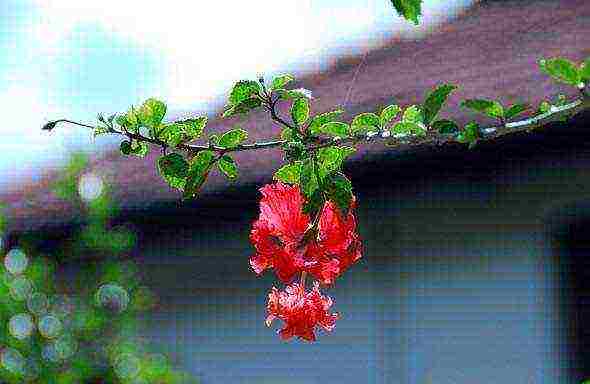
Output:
0,0,473,189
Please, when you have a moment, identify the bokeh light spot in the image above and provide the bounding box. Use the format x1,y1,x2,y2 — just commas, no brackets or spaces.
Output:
114,353,141,379
27,292,49,315
38,314,63,339
0,348,25,375
9,276,33,301
96,283,129,313
8,313,34,340
4,248,28,275
78,172,104,202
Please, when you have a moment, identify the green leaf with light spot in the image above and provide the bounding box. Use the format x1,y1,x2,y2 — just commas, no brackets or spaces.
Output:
291,98,310,126
274,162,302,184
538,57,581,86
270,74,295,91
157,153,189,190
217,155,238,180
218,128,248,149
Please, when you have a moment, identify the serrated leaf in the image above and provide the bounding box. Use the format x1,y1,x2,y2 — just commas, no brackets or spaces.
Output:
93,125,110,138
276,89,312,101
422,83,457,125
229,80,262,106
281,128,295,141
184,150,215,199
139,98,167,129
217,155,238,180
291,98,310,126
351,112,380,134
129,140,149,157
402,105,424,124
159,124,185,147
274,162,302,184
270,74,295,91
379,104,401,127
316,146,356,179
120,140,132,155
392,121,426,136
326,172,353,217
180,116,207,140
457,121,480,149
536,100,551,115
218,128,248,149
390,0,422,25
300,157,319,198
461,99,504,119
504,103,530,120
431,119,459,134
222,97,263,118
308,109,345,135
157,153,189,190
581,57,590,81
538,57,581,86
319,122,349,138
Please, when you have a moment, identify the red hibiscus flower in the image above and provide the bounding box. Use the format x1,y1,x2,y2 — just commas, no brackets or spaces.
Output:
265,281,339,342
249,182,362,285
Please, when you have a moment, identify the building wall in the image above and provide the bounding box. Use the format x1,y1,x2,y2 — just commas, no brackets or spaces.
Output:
101,114,590,384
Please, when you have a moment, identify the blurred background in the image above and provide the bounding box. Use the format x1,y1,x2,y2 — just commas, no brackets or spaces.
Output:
1,0,590,383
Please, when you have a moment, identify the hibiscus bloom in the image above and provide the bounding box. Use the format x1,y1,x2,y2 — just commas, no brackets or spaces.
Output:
265,281,339,342
249,182,362,285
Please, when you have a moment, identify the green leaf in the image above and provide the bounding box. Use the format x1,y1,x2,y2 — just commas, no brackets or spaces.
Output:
402,105,424,124
326,172,353,217
218,128,248,148
379,104,401,127
431,119,459,134
536,100,551,115
139,98,167,129
422,83,457,125
308,109,345,135
281,127,295,141
300,157,319,198
504,103,530,120
217,155,238,180
229,80,262,106
351,112,380,134
222,97,263,118
390,0,422,25
319,122,349,138
93,124,110,138
457,121,480,149
302,189,325,216
581,57,590,81
291,98,310,126
316,146,356,179
129,140,149,157
274,162,302,184
159,124,185,148
538,57,581,86
270,74,295,91
120,140,132,155
392,121,426,136
275,88,312,101
183,150,215,199
461,99,504,120
157,153,189,190
179,116,207,140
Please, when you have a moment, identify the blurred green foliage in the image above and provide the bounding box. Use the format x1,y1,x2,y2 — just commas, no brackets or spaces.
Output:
0,153,198,383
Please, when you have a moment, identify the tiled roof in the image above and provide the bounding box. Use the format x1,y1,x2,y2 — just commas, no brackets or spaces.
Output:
3,0,590,231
